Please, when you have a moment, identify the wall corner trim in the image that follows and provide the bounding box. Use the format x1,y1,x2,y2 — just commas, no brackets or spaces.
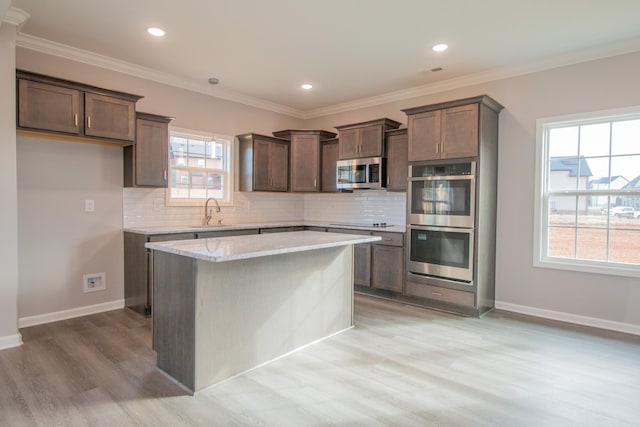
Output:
18,299,125,328
495,301,640,337
0,333,23,350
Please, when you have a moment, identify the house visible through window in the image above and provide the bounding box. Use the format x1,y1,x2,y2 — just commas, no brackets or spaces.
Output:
168,129,232,205
535,108,640,277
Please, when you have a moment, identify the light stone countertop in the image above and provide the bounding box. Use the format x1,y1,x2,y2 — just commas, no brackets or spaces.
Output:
124,221,406,235
145,230,381,263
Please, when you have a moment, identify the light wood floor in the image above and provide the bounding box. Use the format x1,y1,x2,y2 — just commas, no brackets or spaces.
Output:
2,294,639,426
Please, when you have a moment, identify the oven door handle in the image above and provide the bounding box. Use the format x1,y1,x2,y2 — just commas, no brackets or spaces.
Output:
409,225,475,233
408,175,475,182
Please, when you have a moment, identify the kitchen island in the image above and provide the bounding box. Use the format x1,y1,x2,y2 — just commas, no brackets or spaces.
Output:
146,230,380,394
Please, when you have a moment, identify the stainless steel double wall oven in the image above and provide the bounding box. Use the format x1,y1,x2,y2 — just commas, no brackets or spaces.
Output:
407,161,476,284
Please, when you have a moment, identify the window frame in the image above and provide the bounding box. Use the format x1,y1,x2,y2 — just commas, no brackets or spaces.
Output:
533,106,640,278
165,127,234,207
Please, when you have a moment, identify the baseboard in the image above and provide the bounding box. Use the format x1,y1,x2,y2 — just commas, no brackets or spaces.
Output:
18,299,125,328
495,301,640,336
0,333,23,350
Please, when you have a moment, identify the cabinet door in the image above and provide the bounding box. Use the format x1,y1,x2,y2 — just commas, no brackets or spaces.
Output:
17,79,81,134
386,132,408,191
290,134,319,192
372,245,403,293
408,110,441,161
358,124,383,158
135,118,168,187
338,128,359,159
441,104,479,159
321,141,339,192
85,92,136,141
269,141,289,191
354,243,371,286
253,139,272,191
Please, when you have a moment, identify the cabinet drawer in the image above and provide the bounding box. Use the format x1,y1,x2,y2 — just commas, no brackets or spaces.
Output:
405,282,475,307
372,231,403,247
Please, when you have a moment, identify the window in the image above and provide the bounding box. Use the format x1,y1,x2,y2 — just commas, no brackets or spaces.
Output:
534,107,640,277
167,128,232,205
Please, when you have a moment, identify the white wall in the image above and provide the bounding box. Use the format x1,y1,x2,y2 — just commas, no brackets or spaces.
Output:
17,136,125,319
307,51,640,330
0,17,20,348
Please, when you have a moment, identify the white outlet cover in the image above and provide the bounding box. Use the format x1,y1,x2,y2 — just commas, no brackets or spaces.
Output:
83,272,105,293
85,199,95,212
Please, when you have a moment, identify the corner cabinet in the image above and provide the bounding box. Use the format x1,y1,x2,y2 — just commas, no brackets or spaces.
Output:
16,70,142,145
272,129,337,192
335,118,401,159
403,96,502,161
238,133,290,192
124,113,172,187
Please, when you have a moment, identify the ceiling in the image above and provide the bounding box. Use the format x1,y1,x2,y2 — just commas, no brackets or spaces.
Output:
9,0,640,117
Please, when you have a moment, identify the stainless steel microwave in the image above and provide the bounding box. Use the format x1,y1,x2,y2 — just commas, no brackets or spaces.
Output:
336,157,386,190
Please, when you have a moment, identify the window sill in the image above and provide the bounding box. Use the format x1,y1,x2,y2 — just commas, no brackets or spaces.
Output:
534,257,640,278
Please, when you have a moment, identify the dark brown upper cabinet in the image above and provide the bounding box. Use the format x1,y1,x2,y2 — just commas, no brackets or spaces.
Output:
16,70,142,145
237,133,290,192
321,138,339,192
124,113,173,188
385,128,408,192
335,118,401,160
272,129,337,192
403,95,503,161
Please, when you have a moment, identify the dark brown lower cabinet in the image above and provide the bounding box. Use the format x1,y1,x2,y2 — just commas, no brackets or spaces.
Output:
354,243,372,286
124,232,195,316
326,228,405,291
372,244,403,293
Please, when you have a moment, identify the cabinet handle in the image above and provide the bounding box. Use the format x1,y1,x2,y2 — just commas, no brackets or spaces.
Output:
163,170,167,181
74,113,78,127
387,176,390,186
87,116,91,129
436,143,439,153
314,179,317,188
431,291,443,297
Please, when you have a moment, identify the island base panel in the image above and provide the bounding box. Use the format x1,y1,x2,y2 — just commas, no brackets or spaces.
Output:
152,245,354,393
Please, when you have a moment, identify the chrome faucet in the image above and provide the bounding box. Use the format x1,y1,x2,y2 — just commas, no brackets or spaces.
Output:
203,197,221,225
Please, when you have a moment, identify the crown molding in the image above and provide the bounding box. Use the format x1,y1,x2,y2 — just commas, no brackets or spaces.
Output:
3,7,30,29
16,33,306,119
15,32,640,121
303,37,640,119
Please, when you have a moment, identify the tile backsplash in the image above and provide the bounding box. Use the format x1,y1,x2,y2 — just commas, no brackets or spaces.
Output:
303,191,406,226
123,188,406,228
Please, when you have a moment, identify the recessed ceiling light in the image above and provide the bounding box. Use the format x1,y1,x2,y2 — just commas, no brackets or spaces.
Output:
301,83,313,90
432,43,448,52
147,27,165,37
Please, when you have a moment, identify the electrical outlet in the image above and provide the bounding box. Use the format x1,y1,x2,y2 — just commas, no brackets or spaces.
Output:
83,273,106,293
85,199,95,212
